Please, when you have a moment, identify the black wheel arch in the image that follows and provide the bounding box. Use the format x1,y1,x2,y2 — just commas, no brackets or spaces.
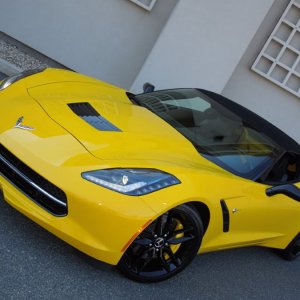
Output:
186,201,210,235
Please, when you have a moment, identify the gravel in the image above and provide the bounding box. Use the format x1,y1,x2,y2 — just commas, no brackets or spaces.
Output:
0,39,48,71
0,32,68,74
0,71,7,80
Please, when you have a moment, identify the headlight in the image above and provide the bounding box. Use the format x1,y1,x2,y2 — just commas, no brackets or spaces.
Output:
82,168,180,196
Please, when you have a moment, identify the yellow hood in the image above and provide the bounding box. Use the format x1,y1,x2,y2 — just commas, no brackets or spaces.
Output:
27,82,200,164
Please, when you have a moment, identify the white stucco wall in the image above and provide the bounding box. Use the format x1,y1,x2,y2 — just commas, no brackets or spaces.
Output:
222,0,300,143
0,0,177,88
131,0,275,93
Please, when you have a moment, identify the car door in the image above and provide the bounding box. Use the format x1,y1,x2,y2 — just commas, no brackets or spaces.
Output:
220,152,300,248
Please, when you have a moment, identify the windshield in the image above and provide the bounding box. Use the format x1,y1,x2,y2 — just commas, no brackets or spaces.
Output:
135,89,284,180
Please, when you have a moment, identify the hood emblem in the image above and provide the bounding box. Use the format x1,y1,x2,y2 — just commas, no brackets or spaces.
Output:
14,116,35,131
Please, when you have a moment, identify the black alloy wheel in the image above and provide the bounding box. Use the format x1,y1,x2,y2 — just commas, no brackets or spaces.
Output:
118,204,203,282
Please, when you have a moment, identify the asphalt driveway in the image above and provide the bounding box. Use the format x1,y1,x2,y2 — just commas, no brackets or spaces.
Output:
0,196,299,300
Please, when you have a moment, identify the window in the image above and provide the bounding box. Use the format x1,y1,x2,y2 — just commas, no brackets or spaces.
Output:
252,0,300,97
129,0,157,11
135,89,284,180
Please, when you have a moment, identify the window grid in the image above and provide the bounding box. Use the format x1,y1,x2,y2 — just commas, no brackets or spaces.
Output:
129,0,157,11
252,0,300,97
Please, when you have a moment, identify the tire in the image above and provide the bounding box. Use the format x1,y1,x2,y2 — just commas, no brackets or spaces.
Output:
118,204,203,282
279,234,300,261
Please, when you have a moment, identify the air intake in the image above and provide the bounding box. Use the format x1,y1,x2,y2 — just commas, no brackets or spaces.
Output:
68,102,121,132
0,144,67,216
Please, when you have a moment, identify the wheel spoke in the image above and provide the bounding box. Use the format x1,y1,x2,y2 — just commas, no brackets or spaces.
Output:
133,237,152,247
168,235,195,245
164,247,181,267
159,250,171,272
172,227,194,236
154,216,163,236
169,219,179,234
138,251,156,273
131,247,154,274
163,212,173,235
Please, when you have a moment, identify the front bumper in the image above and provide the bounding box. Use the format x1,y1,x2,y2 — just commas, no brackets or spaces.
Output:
0,147,158,265
0,143,68,216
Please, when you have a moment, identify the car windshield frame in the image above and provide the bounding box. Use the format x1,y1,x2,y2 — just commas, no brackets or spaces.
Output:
133,88,285,181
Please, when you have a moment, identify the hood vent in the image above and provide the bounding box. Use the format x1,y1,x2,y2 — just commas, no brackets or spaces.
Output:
68,102,121,132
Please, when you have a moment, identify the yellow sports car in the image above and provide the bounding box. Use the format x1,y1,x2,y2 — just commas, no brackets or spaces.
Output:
0,68,299,282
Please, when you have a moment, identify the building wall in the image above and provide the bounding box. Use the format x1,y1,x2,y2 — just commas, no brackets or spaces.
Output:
131,0,274,93
2,0,299,144
0,0,177,88
222,0,300,143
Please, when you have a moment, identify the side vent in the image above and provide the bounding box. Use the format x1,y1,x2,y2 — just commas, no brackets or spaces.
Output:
68,102,121,132
220,200,230,232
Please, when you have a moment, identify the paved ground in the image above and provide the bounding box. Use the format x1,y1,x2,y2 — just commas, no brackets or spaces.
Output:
0,33,300,300
1,197,300,300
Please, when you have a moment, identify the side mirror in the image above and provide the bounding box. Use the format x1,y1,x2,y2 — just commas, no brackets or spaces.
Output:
143,82,155,93
266,184,300,202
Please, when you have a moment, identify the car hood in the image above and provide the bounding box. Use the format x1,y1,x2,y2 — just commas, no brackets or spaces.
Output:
27,82,201,164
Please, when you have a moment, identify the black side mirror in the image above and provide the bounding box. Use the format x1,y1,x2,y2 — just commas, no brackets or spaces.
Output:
266,184,300,202
143,82,155,93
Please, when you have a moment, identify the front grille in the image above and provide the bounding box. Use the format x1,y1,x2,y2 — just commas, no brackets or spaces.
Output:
0,144,67,216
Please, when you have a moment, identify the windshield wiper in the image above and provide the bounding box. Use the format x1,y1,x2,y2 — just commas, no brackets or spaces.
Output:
192,143,211,154
126,92,141,106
